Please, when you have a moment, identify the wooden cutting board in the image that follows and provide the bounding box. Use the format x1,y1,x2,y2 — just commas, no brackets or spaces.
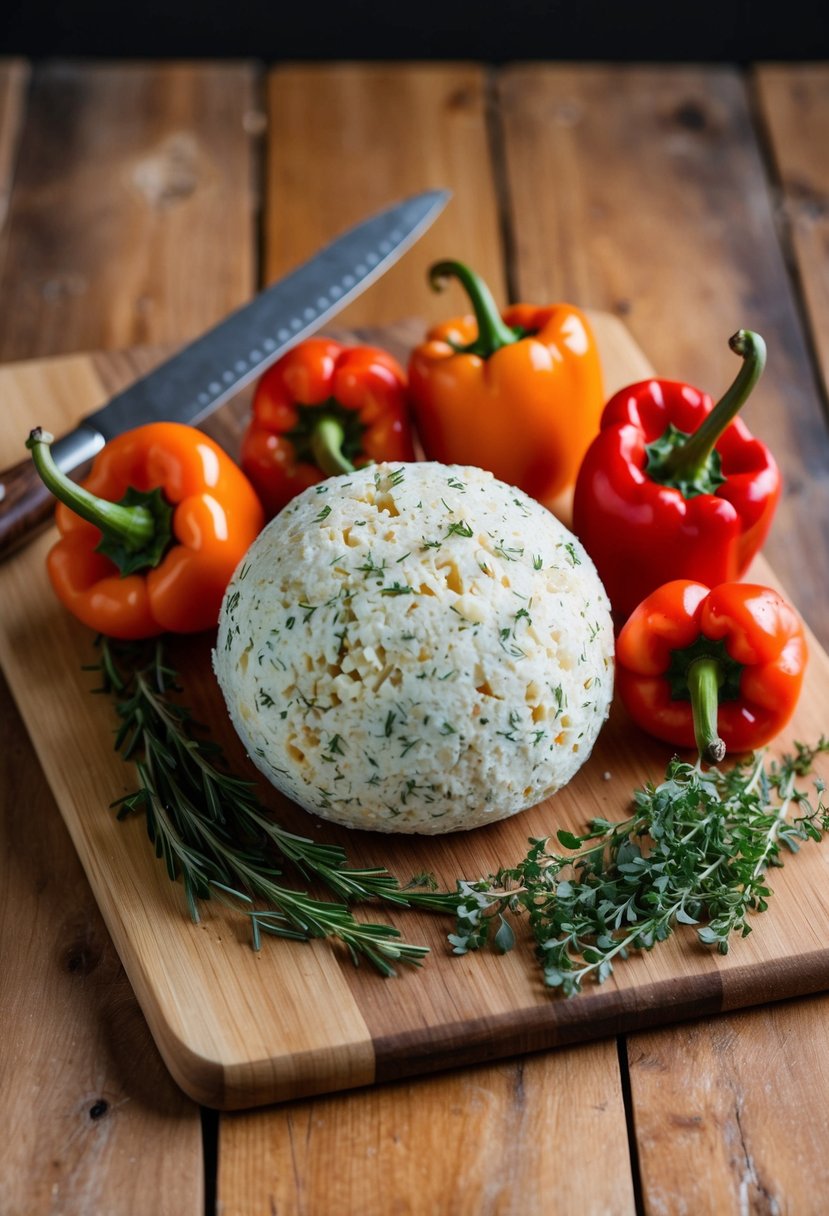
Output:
1,317,827,1111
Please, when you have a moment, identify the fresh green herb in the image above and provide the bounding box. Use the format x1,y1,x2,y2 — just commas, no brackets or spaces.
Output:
444,743,829,993
92,639,432,976
494,540,524,562
446,520,473,539
315,505,332,522
380,583,415,596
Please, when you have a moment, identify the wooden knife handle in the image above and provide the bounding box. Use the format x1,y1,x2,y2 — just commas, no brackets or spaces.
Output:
0,455,60,559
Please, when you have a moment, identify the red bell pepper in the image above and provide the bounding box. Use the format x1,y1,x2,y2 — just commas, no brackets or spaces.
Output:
572,331,780,620
241,337,415,518
616,579,807,762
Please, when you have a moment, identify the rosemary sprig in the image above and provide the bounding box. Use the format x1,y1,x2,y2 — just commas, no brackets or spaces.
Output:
92,638,435,976
445,742,829,994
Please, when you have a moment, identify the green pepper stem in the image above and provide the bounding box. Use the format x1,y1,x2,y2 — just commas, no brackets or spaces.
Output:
656,330,766,483
310,417,356,477
26,428,156,549
687,657,726,765
429,260,518,358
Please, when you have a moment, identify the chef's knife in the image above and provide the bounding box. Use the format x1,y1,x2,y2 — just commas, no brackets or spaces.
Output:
0,189,450,559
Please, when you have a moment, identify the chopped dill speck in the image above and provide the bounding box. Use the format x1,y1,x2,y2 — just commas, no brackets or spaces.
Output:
315,504,332,522
494,540,524,561
446,519,473,539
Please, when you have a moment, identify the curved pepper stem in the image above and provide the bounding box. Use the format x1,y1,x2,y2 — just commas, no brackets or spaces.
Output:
26,427,173,576
651,330,766,491
686,657,727,765
310,416,356,477
429,260,520,358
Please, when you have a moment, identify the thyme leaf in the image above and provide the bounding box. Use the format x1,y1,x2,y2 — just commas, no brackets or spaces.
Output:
443,743,829,994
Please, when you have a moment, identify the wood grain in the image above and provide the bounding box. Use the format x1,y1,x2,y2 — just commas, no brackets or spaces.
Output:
2,323,827,1114
628,999,829,1214
0,59,263,1213
0,676,203,1216
754,65,829,408
0,58,198,1216
219,1049,637,1216
0,59,28,233
266,64,505,327
498,65,829,645
497,65,829,1216
256,63,635,1216
0,61,259,361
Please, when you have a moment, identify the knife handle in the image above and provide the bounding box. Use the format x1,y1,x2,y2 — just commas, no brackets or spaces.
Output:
0,456,60,559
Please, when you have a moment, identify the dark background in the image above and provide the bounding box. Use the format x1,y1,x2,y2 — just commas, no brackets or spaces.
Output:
1,0,826,60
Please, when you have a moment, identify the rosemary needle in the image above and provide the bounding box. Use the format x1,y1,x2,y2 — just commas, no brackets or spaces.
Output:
91,637,438,976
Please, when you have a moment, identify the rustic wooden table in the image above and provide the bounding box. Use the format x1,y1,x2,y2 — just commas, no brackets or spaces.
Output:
1,59,828,1215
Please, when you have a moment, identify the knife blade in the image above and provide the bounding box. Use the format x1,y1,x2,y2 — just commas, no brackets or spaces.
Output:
0,189,450,558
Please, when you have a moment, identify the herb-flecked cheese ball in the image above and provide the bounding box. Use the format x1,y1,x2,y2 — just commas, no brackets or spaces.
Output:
213,463,614,834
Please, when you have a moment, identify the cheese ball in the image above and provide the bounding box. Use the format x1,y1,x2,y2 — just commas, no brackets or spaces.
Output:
213,463,614,834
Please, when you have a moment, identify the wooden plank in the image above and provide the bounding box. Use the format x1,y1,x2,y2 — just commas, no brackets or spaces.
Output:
0,675,202,1216
229,62,635,1212
0,59,29,233
266,64,505,327
219,1049,637,1216
0,58,260,1213
628,999,829,1213
2,323,828,1116
498,64,829,646
0,61,258,361
498,64,829,1216
0,56,197,1216
754,65,829,407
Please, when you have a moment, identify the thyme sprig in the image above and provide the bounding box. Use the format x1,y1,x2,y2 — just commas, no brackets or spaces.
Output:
446,743,829,994
92,638,436,976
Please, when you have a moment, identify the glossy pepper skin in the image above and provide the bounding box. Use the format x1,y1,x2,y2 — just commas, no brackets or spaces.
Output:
573,330,780,621
408,261,604,506
241,337,415,518
616,580,807,762
27,423,264,640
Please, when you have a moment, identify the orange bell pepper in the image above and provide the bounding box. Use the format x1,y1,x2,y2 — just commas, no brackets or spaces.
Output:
616,579,807,762
27,423,264,639
408,260,604,505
